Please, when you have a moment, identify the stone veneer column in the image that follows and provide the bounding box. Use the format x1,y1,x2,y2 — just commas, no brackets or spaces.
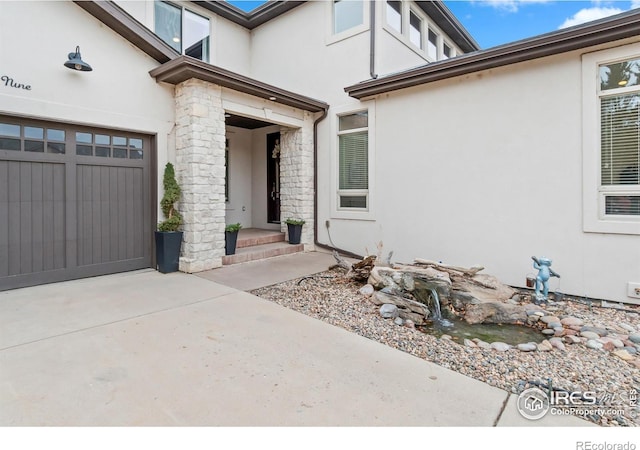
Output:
279,112,315,250
174,79,226,272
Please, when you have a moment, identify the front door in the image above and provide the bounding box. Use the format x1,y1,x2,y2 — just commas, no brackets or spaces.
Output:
267,132,280,223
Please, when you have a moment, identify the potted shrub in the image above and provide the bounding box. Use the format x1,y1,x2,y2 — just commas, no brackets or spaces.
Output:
155,162,183,273
285,218,305,245
225,223,242,255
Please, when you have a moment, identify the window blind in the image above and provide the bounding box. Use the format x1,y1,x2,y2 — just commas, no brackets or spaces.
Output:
339,131,368,190
600,93,640,186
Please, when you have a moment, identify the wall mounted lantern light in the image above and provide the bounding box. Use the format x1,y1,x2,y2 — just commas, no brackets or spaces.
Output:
64,46,93,72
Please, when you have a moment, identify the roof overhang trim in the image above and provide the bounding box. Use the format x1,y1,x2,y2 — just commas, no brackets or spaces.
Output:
149,56,328,113
346,9,640,99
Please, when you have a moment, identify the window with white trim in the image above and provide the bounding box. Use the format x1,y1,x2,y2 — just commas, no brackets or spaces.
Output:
333,0,364,35
582,45,640,235
338,111,369,210
386,1,402,33
155,1,210,62
598,58,640,217
427,28,438,60
409,10,423,49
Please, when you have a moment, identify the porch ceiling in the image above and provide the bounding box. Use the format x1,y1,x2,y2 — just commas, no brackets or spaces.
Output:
149,56,328,113
226,114,273,130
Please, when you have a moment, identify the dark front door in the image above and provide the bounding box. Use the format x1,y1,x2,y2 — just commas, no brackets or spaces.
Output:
267,132,280,224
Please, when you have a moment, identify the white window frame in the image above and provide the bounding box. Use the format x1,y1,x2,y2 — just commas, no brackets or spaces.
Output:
153,1,212,63
331,103,376,220
327,0,370,45
582,43,640,235
385,0,403,35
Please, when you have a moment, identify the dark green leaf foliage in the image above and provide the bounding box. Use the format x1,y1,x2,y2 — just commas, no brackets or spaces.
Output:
225,222,242,232
158,163,182,232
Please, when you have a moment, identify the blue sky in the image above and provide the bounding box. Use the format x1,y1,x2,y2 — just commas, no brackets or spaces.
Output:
227,0,640,49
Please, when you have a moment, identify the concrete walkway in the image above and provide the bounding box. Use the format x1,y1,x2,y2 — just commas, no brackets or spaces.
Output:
0,252,592,426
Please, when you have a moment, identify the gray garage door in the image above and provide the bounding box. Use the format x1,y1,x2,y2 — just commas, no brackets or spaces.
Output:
0,115,154,291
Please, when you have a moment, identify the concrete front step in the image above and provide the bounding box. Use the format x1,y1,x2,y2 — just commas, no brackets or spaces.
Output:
222,241,303,265
236,229,285,249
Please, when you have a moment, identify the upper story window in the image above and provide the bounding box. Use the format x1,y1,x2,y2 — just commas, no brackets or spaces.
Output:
427,28,438,60
409,10,423,49
155,1,210,62
386,1,402,33
443,42,453,59
333,0,364,34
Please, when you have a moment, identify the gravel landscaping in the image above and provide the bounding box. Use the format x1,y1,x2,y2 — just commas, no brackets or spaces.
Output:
251,267,640,427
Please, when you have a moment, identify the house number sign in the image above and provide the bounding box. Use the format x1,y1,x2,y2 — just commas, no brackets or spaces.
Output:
1,75,32,91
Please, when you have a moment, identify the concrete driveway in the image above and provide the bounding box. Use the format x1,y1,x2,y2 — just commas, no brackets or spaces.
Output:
0,255,592,426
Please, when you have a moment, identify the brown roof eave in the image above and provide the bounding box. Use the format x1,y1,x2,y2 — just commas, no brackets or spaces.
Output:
193,1,305,29
149,56,328,113
73,0,178,63
346,9,640,99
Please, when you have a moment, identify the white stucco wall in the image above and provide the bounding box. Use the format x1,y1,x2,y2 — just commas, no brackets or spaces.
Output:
0,1,175,218
316,44,640,303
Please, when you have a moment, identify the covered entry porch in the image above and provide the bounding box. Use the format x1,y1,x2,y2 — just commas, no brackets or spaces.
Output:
150,56,328,272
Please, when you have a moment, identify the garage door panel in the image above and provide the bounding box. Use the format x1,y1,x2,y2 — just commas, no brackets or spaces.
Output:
0,161,8,277
76,165,146,267
0,116,153,291
1,160,67,278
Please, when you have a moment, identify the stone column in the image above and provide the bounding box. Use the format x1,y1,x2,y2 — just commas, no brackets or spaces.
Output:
174,79,226,272
279,111,315,250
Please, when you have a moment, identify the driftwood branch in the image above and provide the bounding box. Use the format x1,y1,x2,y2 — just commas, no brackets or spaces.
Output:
331,251,351,271
413,258,484,277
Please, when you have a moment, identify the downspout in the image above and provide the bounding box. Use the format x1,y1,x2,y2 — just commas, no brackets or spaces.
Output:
370,0,378,79
312,109,364,260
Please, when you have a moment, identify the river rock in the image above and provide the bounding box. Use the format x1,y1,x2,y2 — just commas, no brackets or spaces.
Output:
564,335,582,344
581,326,609,336
581,331,601,340
394,317,404,326
473,339,491,350
379,304,399,319
537,340,553,352
586,339,603,350
629,333,640,344
540,316,561,325
613,349,634,361
549,337,566,351
464,339,477,348
619,323,637,333
359,284,374,296
463,302,528,325
561,316,584,327
542,329,555,335
404,319,416,329
491,342,511,352
599,337,624,348
623,346,637,355
518,343,537,352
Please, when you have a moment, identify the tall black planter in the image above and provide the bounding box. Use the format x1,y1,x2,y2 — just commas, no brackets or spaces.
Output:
225,230,239,255
287,223,302,245
155,231,183,273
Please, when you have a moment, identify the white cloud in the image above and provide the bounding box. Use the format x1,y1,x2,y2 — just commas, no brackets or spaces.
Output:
474,0,553,13
632,0,640,10
559,6,625,28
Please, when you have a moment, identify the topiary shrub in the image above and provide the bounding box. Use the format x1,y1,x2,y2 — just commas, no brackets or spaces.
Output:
158,162,182,232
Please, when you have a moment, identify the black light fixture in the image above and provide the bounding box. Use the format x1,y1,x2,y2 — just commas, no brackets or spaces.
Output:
64,46,92,72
